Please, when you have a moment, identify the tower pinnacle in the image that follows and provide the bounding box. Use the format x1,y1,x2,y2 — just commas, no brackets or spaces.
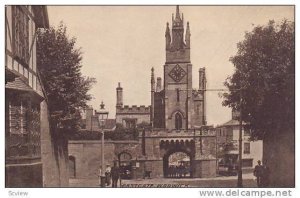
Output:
151,67,155,91
165,22,171,49
175,5,180,20
185,21,191,48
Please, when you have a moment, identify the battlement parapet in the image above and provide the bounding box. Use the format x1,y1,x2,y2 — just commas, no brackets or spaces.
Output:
116,105,151,114
140,127,216,138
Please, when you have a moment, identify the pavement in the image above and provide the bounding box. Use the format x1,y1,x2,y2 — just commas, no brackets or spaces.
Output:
69,173,257,188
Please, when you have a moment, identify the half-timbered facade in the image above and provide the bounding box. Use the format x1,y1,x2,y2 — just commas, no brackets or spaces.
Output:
5,5,69,187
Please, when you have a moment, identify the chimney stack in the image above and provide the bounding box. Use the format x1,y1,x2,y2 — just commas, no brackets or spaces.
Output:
116,82,123,108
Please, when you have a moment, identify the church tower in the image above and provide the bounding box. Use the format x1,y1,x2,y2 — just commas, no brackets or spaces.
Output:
164,6,193,130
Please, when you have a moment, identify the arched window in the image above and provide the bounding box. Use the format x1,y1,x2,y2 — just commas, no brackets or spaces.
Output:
118,152,132,166
175,113,182,130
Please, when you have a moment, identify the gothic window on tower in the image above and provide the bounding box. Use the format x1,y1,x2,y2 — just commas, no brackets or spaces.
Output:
12,6,29,66
196,104,200,115
176,88,180,102
175,112,182,130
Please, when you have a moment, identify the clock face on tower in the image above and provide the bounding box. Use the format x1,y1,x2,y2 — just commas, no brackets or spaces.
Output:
169,64,186,82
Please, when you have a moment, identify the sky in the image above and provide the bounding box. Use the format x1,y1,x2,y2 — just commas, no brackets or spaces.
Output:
47,5,294,126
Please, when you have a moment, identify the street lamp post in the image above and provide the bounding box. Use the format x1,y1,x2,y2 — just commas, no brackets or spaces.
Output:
100,129,105,187
98,102,108,187
237,90,243,187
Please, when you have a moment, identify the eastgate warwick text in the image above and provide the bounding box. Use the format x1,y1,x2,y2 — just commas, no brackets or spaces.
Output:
121,184,189,188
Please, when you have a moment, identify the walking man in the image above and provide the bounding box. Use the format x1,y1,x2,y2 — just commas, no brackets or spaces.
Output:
111,161,120,188
254,160,264,187
105,164,111,186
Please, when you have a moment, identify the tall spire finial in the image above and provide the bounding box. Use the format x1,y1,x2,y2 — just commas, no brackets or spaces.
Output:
176,5,180,19
185,21,191,47
100,101,105,109
165,22,171,49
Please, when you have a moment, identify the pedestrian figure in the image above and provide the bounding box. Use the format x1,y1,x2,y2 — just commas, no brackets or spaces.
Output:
183,165,187,178
254,160,264,187
111,161,120,188
105,164,111,186
179,163,184,178
262,161,270,187
98,165,102,186
171,166,175,178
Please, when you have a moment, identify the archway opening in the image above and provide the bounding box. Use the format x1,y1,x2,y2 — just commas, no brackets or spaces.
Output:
118,152,132,179
163,151,191,178
175,112,182,130
68,156,76,178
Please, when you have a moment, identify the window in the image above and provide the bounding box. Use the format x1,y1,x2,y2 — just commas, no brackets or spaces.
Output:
13,6,29,65
176,88,180,102
125,119,136,128
196,104,200,115
175,112,182,130
242,159,253,167
244,142,250,154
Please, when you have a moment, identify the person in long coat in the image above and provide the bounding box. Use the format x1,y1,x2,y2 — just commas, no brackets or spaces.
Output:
111,162,120,188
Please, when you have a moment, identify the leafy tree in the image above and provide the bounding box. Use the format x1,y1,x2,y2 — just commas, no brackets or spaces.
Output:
37,23,96,133
223,20,294,140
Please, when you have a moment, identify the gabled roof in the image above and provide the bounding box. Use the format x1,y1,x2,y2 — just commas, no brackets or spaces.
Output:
219,119,247,127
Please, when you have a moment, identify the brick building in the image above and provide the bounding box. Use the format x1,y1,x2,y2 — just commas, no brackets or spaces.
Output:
5,5,68,187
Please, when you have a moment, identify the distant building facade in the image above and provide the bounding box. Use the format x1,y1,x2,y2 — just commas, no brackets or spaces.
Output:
216,110,263,168
5,5,68,187
116,83,151,128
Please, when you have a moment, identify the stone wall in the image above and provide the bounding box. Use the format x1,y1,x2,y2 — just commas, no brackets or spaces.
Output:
140,129,217,178
68,129,217,180
166,49,190,64
40,100,69,187
193,159,216,178
153,91,165,128
5,163,43,187
68,140,141,179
